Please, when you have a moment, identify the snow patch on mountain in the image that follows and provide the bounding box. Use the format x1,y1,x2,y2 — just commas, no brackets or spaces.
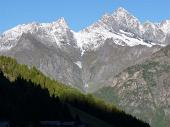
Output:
0,45,13,51
74,61,82,69
75,28,158,51
84,83,89,89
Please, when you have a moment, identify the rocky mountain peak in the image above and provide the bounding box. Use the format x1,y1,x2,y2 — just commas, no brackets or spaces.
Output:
113,7,139,23
113,7,130,16
53,17,69,29
113,7,141,34
160,20,170,33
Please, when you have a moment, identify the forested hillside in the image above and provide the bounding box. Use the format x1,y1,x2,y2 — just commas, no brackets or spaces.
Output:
0,56,150,127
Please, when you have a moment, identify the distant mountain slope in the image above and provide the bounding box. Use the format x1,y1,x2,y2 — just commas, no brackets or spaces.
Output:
0,7,169,92
94,45,170,127
0,56,150,127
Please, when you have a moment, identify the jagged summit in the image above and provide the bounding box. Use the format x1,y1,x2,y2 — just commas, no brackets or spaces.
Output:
160,20,170,33
115,7,128,12
52,17,69,29
113,7,130,16
99,7,130,22
112,7,140,29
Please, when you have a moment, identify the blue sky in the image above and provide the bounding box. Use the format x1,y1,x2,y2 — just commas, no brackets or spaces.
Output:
0,0,170,32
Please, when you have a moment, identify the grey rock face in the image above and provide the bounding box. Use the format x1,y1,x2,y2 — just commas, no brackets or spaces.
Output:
94,45,170,127
82,39,161,92
0,33,84,91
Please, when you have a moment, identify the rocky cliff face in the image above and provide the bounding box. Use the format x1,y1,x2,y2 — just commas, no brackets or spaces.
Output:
94,45,170,127
82,40,161,92
0,7,169,92
0,32,84,90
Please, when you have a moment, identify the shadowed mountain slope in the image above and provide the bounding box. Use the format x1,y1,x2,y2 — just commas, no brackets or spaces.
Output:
0,56,150,127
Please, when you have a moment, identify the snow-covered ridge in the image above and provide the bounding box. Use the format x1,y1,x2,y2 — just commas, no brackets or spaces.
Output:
77,7,169,50
0,17,69,41
0,7,169,51
0,18,70,50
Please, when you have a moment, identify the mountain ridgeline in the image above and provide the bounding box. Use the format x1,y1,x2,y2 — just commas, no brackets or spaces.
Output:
0,56,150,127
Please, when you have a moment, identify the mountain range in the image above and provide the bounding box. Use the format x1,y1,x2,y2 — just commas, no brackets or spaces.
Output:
1,7,169,92
0,7,170,127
